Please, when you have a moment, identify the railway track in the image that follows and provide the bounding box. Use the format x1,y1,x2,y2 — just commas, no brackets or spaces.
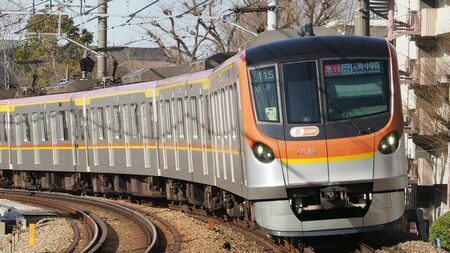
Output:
0,189,158,253
0,189,390,253
165,203,288,253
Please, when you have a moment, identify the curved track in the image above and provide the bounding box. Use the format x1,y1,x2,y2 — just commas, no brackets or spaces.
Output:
0,189,158,253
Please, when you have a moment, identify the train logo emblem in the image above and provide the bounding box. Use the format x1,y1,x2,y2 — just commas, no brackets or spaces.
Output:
290,126,320,137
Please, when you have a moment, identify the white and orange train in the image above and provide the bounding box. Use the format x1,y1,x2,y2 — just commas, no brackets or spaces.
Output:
0,35,406,236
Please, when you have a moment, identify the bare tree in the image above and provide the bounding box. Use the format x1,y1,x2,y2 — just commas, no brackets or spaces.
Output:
144,0,232,65
410,37,450,208
0,1,28,89
144,0,352,65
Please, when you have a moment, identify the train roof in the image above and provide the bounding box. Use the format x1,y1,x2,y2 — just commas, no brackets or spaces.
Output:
245,35,390,66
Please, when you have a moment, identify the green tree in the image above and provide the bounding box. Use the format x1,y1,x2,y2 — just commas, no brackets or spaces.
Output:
429,211,450,250
14,14,93,88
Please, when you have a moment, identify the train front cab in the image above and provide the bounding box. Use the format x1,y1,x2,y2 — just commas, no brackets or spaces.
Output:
239,36,407,236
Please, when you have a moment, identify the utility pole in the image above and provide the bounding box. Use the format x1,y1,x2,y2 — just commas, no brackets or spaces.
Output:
361,0,370,36
387,0,395,40
267,0,278,31
97,0,107,80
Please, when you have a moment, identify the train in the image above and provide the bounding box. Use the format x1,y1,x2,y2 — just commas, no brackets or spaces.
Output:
0,35,406,237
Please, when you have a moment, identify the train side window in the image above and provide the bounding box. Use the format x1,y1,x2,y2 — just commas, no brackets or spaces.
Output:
23,114,31,142
39,112,49,141
97,107,106,140
176,98,185,138
131,103,139,139
190,97,199,139
59,111,69,141
113,105,122,139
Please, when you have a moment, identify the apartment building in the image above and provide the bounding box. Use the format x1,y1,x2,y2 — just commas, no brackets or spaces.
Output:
393,0,449,221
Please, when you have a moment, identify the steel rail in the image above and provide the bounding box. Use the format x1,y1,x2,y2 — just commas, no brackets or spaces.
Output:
0,189,158,252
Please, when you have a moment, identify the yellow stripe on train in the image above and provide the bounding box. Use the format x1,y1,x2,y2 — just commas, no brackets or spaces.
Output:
282,152,374,164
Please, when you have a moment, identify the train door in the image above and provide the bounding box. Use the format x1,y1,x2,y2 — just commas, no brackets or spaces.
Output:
187,84,202,181
173,84,190,181
278,60,330,185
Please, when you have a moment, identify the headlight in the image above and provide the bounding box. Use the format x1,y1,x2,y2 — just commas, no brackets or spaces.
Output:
378,132,399,154
252,142,275,163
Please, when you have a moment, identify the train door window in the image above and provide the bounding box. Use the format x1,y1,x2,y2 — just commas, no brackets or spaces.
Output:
141,102,148,139
148,102,154,138
1,115,6,142
15,114,22,164
230,84,238,138
8,115,13,143
221,90,226,138
159,101,165,139
97,107,106,140
15,114,21,144
105,106,112,140
212,93,218,138
69,110,76,143
59,111,69,141
218,91,224,138
2,115,4,142
50,111,59,165
40,112,49,141
205,95,211,139
164,100,172,138
32,113,40,164
90,108,97,143
78,109,84,141
130,103,139,139
176,98,185,138
190,97,199,139
113,105,122,139
222,87,231,138
23,114,31,142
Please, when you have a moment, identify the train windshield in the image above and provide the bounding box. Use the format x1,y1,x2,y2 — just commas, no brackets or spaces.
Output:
250,66,280,122
324,59,389,121
282,61,321,124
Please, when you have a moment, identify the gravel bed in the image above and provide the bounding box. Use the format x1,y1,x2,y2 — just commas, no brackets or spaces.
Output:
364,227,447,253
377,240,447,253
116,200,267,252
0,199,44,211
0,218,73,253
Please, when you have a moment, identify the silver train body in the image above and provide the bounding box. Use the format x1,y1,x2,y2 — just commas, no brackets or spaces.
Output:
0,36,406,236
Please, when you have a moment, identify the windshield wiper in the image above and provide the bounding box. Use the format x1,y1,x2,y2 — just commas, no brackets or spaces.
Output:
328,100,372,134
